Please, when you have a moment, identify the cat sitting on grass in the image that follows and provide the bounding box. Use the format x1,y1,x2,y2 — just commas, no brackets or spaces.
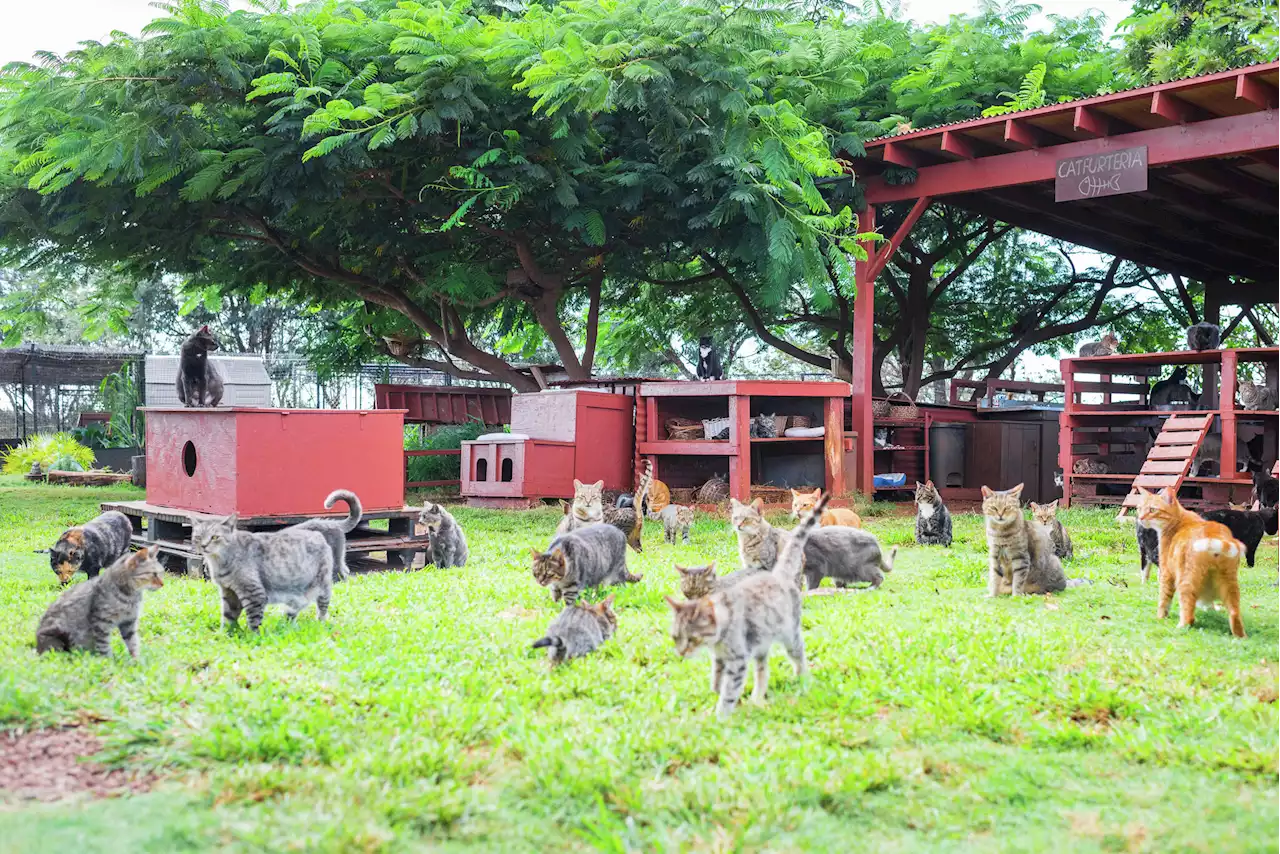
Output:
556,462,653,553
531,523,642,606
790,488,862,528
419,501,469,568
981,484,1071,596
530,594,618,667
37,546,164,657
913,480,953,547
1029,500,1074,560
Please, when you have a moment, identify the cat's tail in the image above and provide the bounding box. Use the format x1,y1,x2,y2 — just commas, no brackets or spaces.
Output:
627,461,654,553
881,545,898,573
323,490,363,533
531,636,565,662
774,492,828,585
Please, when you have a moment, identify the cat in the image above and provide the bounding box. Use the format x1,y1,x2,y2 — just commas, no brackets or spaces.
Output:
647,478,671,514
1077,332,1119,357
653,503,693,544
729,497,788,572
1150,366,1196,408
790,488,862,528
1252,469,1278,508
48,510,134,585
696,336,724,381
175,325,225,407
913,480,953,547
750,414,777,439
1135,521,1161,583
1238,379,1278,411
289,489,362,581
1073,458,1109,475
1186,322,1221,351
800,527,896,592
418,501,469,568
1201,506,1278,568
664,493,827,717
981,484,1069,596
1190,433,1253,478
674,562,760,599
190,515,335,630
36,546,164,657
530,522,642,606
556,461,653,553
530,594,618,666
1135,487,1245,637
1029,500,1074,560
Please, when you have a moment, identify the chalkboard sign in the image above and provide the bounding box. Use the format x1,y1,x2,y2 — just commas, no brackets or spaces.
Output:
1055,145,1148,202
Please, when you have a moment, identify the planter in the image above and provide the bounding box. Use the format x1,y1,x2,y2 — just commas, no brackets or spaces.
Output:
92,446,143,472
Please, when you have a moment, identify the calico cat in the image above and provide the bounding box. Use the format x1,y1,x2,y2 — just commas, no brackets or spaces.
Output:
1186,322,1221,351
1238,379,1278,411
48,510,134,585
1029,500,1074,560
418,501,469,568
913,480,953,547
1201,506,1277,568
981,484,1068,596
191,515,335,630
800,527,896,592
175,325,225,407
654,504,693,544
674,562,760,599
1135,487,1245,637
1253,469,1278,509
289,489,362,581
556,462,653,552
37,546,164,657
530,522,642,605
1150,366,1196,408
1136,521,1161,583
790,488,862,528
696,335,724,381
530,594,618,666
664,493,827,717
1077,332,1119,358
729,497,787,572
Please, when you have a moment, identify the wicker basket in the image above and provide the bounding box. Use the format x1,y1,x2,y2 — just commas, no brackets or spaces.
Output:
789,415,812,429
665,416,704,440
772,414,790,434
670,487,697,506
871,399,891,419
696,475,730,504
886,392,919,420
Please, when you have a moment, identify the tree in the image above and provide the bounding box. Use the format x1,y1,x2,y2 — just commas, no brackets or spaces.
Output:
1118,0,1279,83
0,0,881,389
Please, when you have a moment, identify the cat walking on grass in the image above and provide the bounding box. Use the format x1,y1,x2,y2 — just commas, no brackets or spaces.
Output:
530,594,618,666
531,523,642,606
37,546,165,657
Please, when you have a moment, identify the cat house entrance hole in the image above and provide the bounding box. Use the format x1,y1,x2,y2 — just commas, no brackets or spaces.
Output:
182,441,197,477
500,458,514,482
475,458,488,481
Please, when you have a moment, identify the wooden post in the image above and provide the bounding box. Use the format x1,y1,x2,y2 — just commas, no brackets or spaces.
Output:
1203,283,1223,409
823,395,845,496
850,204,877,496
1220,348,1238,477
1059,358,1075,507
728,393,752,501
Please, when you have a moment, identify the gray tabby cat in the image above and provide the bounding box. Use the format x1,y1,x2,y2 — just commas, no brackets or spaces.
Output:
530,522,642,605
913,480,953,546
1029,500,1073,559
289,489,362,581
981,484,1067,595
419,501,469,568
191,515,335,630
800,528,896,591
665,493,827,717
556,462,653,552
1238,379,1278,411
1077,331,1119,357
674,561,760,599
530,594,617,666
729,497,787,572
36,546,164,657
654,504,693,544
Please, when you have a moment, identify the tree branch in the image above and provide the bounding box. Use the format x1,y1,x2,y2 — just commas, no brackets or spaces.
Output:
700,253,829,370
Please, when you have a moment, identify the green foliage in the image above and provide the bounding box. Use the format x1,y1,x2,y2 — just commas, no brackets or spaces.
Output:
1118,0,1279,83
404,420,491,484
1,433,96,474
980,62,1049,116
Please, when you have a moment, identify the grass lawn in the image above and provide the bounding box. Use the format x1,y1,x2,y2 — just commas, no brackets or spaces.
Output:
0,475,1276,852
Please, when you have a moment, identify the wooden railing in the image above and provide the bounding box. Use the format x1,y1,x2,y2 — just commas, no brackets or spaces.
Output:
405,448,462,489
949,378,1064,408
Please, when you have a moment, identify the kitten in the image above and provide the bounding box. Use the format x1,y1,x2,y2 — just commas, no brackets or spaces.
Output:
800,527,896,592
1077,332,1119,358
530,594,618,666
1238,379,1278,411
664,493,827,717
1029,500,1074,560
1135,521,1161,583
1150,366,1196,408
729,497,787,572
674,562,760,599
175,325,225,407
696,335,724,381
1186,322,1221,351
556,462,653,552
37,546,164,657
1073,458,1108,475
790,488,862,528
530,523,642,606
418,501,469,568
1252,469,1278,509
655,504,694,544
191,515,335,630
981,484,1068,596
48,510,134,585
1201,506,1277,568
1135,487,1245,637
913,480,953,547
289,489,362,581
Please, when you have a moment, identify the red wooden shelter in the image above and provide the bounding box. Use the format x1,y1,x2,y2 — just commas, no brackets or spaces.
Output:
847,62,1279,495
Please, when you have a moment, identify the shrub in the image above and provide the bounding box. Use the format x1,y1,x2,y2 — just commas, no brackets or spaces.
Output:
2,432,96,474
405,421,492,484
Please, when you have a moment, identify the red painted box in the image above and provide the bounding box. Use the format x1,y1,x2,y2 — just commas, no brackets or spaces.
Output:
143,407,406,517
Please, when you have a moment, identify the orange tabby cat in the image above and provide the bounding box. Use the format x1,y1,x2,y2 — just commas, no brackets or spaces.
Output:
790,488,862,528
1135,486,1245,638
647,478,671,514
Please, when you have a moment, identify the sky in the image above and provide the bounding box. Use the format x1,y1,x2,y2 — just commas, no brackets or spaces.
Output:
0,0,1135,65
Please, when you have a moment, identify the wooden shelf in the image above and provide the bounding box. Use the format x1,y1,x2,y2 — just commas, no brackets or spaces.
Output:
638,440,736,456
874,445,926,451
751,436,825,443
1069,408,1277,417
875,418,925,426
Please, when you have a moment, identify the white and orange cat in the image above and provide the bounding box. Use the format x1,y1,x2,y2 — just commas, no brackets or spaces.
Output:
790,488,861,528
1135,486,1245,638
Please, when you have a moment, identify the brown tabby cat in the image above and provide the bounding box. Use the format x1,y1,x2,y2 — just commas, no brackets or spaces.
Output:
981,484,1067,596
1029,500,1073,560
556,462,653,552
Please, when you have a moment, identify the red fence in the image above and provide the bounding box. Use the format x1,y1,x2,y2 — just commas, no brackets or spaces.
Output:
405,448,463,489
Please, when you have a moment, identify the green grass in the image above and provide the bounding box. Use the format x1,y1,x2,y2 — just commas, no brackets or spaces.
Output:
0,474,1276,852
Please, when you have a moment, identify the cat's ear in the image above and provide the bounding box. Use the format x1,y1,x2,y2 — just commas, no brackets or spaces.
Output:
592,480,604,490
1029,502,1040,511
926,480,935,488
1047,499,1058,511
790,488,800,497
693,598,717,623
1008,483,1024,498
707,560,716,573
750,498,763,511
598,593,616,610
223,514,239,528
674,564,690,575
529,547,542,558
729,498,741,508
573,479,583,489
916,482,924,490
145,544,161,559
981,486,994,498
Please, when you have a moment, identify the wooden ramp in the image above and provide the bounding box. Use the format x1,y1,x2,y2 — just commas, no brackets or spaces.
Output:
1116,413,1215,520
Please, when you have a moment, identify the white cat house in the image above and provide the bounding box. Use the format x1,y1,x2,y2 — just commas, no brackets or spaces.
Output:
144,354,272,407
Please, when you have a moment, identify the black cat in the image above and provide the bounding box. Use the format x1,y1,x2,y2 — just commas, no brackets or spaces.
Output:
696,336,724,381
1252,469,1278,509
1201,507,1277,568
176,325,225,407
1186,322,1221,351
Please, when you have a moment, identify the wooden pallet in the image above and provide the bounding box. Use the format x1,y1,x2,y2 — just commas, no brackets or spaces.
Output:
1115,413,1214,519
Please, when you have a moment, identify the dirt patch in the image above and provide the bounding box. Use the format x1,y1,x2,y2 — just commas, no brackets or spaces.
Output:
0,727,153,803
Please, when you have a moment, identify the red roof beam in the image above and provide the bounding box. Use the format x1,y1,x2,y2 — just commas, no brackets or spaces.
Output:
882,141,924,168
1151,90,1210,124
1004,118,1050,149
1237,72,1278,109
1073,105,1112,138
940,130,979,159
